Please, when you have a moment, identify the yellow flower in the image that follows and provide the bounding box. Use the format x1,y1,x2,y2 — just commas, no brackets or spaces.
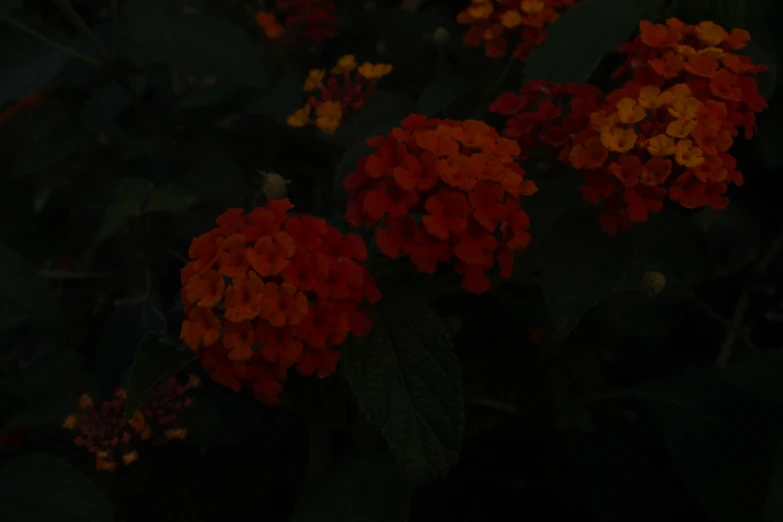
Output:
668,96,701,120
357,62,393,79
304,69,325,91
600,125,637,153
165,428,188,440
646,134,676,156
467,2,493,18
616,97,646,123
122,451,139,466
287,105,312,128
62,414,79,430
666,118,698,139
78,393,93,409
315,101,342,135
500,10,523,28
698,46,724,58
637,86,663,109
674,139,705,167
521,0,545,14
694,21,727,46
332,55,357,74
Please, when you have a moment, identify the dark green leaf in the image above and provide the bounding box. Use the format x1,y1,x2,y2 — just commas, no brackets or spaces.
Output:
416,77,474,117
667,0,714,22
0,0,22,17
593,289,687,337
95,177,155,240
123,335,197,419
175,83,236,110
145,182,199,215
533,211,627,336
523,0,646,83
127,14,263,86
81,76,147,131
640,367,783,522
725,349,783,403
247,63,304,118
0,241,59,329
189,153,249,207
340,295,464,483
12,348,95,405
328,90,414,147
11,132,89,178
0,31,68,107
0,454,113,522
291,446,410,522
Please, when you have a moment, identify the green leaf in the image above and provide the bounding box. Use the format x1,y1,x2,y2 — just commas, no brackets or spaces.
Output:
593,288,687,337
0,0,23,18
12,348,95,405
725,349,783,403
95,177,155,240
523,0,646,83
247,63,304,118
0,31,68,107
291,446,410,522
145,182,199,215
123,335,197,420
0,241,59,329
667,0,714,22
532,211,627,336
0,454,113,522
641,367,783,522
80,76,147,131
127,13,263,86
416,77,474,117
340,295,464,484
188,153,249,207
175,83,236,110
11,132,90,178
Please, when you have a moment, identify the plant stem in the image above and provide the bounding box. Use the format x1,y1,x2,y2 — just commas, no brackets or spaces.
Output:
111,0,120,57
54,0,113,62
4,17,101,68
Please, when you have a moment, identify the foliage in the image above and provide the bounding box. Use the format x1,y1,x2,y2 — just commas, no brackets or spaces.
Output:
1,0,783,521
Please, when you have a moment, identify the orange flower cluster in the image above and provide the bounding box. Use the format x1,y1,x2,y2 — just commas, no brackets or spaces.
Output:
254,0,337,42
567,82,744,235
62,375,199,471
615,19,768,139
344,114,537,294
179,199,380,405
559,19,769,235
287,55,393,135
457,0,582,60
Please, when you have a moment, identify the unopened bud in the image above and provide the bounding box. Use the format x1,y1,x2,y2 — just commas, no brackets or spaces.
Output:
433,26,451,46
642,271,666,297
260,170,289,200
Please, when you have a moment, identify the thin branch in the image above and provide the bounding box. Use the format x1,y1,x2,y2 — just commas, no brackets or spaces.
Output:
54,0,113,62
716,228,783,369
38,268,116,279
5,17,102,68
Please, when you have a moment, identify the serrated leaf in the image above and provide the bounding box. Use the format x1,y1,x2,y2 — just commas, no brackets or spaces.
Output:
123,335,197,419
340,296,464,483
416,77,474,116
0,242,59,329
291,446,410,522
127,13,263,86
247,63,304,118
80,76,147,131
0,454,113,522
145,182,199,215
523,0,646,83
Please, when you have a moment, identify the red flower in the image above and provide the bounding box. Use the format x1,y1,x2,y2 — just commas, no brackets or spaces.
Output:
254,0,337,43
180,199,380,405
344,114,537,294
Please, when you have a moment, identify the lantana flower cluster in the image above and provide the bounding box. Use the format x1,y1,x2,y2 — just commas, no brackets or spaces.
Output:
62,375,199,471
343,114,537,294
254,0,337,43
457,0,582,60
568,81,743,235
489,80,603,160
287,55,393,135
179,199,380,405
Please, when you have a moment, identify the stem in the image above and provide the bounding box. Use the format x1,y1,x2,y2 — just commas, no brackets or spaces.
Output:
111,0,120,57
716,227,783,369
54,0,113,62
4,17,102,68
